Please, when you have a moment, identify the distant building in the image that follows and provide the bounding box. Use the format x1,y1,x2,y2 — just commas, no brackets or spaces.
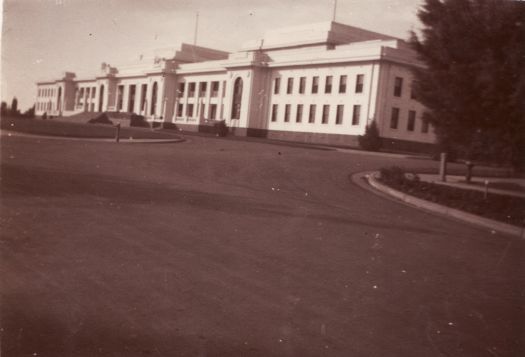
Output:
34,21,435,151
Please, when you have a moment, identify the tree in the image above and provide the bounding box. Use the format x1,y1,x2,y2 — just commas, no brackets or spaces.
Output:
23,105,35,118
10,97,19,116
410,0,525,170
358,121,382,151
0,101,7,116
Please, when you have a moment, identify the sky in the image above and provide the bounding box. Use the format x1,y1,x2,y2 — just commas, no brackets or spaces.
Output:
1,0,425,111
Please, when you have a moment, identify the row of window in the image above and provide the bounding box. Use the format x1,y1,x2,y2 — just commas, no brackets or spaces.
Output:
270,103,362,126
177,81,226,98
115,83,156,114
35,102,52,111
77,86,97,102
390,107,429,133
175,102,223,119
37,88,56,97
274,74,365,96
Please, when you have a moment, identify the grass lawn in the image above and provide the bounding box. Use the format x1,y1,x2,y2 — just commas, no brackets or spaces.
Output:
2,135,524,356
379,167,525,226
0,116,182,140
457,180,525,193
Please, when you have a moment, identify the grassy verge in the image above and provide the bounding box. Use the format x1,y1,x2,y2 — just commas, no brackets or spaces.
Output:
457,180,525,193
378,166,525,227
1,116,182,140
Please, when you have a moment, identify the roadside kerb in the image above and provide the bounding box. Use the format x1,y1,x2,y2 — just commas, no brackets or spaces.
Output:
357,171,524,239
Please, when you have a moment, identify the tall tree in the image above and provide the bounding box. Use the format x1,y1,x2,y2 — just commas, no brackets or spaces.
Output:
0,101,7,116
410,0,525,169
10,97,18,116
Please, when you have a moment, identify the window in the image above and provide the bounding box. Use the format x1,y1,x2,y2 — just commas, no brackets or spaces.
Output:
421,118,429,133
150,82,158,115
177,103,184,117
199,82,207,97
271,104,278,122
407,110,416,131
390,107,400,129
296,104,303,123
309,104,316,123
352,105,361,125
128,85,136,112
211,81,219,97
231,77,243,119
188,82,196,97
312,76,319,94
322,105,330,124
140,84,147,112
299,77,306,94
78,88,84,105
98,85,105,112
201,104,206,118
410,81,416,99
325,76,333,93
394,77,403,97
177,83,185,97
187,103,194,117
284,104,291,122
355,74,364,93
339,75,347,93
335,105,344,124
92,87,96,98
116,85,123,111
287,78,294,94
210,104,217,119
274,77,281,94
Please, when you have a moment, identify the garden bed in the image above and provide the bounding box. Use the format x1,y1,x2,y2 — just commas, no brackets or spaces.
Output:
378,166,525,227
1,116,182,140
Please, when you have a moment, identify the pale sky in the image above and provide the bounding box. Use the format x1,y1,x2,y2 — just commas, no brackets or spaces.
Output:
1,0,425,111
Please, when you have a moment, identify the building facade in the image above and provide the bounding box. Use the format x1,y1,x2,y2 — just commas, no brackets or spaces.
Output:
35,21,435,150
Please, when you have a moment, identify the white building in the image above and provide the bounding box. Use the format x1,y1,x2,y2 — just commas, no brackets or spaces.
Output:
35,21,435,151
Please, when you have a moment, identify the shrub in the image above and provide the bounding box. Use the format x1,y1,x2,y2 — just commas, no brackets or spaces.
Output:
130,114,150,128
88,113,113,125
358,121,382,151
379,166,420,187
42,112,48,120
214,120,228,137
162,122,179,130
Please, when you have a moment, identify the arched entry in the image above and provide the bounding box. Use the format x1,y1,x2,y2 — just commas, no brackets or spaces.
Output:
231,77,243,119
98,85,105,112
150,82,158,116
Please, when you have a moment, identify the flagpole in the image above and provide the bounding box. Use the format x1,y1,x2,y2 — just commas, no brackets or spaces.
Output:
193,12,199,46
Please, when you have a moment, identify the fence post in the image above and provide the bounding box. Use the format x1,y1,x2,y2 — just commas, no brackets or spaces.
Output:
115,123,121,143
439,152,447,182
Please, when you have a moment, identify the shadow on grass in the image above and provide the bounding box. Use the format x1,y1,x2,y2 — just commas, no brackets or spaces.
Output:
2,163,441,235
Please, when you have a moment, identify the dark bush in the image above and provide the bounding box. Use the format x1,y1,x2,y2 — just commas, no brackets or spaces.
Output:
162,122,179,130
152,121,162,129
214,120,228,137
379,166,420,187
42,112,48,120
358,121,382,151
130,114,150,128
88,113,113,125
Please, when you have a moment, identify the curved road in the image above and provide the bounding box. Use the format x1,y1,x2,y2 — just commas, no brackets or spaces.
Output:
1,134,523,356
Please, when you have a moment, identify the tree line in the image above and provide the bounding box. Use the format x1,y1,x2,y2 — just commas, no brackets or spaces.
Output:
1,97,35,118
